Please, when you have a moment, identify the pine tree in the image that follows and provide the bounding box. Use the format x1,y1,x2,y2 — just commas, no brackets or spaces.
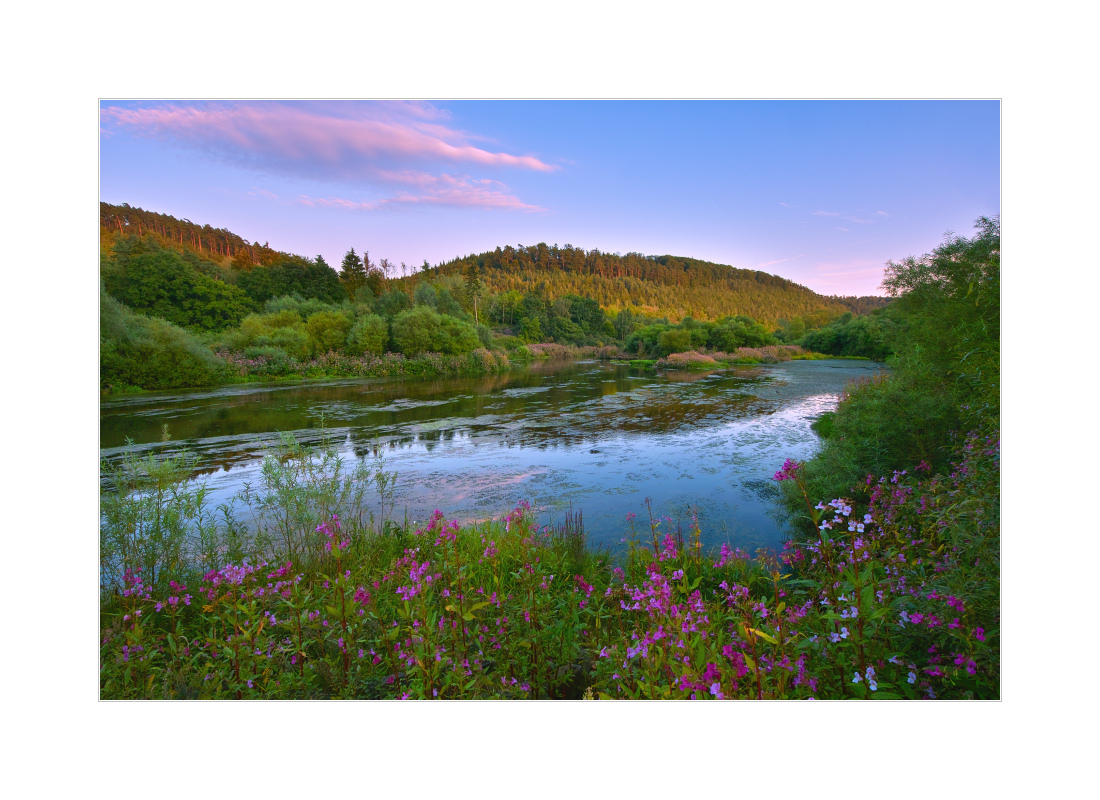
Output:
340,247,367,298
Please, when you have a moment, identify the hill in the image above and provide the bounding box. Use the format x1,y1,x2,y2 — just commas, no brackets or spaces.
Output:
412,244,880,326
99,203,886,330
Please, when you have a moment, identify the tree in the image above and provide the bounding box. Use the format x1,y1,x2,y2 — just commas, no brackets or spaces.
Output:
414,282,439,309
882,216,1000,416
340,247,367,298
364,250,385,299
614,307,636,341
463,262,485,325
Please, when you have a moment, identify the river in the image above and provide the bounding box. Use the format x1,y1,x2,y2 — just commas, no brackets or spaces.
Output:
100,358,885,552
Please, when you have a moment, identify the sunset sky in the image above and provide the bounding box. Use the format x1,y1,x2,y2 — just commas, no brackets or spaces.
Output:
100,99,999,296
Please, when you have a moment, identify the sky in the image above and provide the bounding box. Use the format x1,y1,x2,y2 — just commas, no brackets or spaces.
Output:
100,99,1000,297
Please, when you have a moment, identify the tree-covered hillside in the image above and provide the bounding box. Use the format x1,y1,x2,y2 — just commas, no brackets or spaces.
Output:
415,244,870,326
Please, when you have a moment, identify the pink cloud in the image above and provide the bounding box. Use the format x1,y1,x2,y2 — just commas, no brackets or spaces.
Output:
100,101,558,179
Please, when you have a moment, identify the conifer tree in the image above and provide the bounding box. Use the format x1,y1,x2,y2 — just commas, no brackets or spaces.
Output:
340,247,367,298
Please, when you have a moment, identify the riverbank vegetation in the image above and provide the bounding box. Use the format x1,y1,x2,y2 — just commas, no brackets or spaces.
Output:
100,203,890,393
100,424,996,700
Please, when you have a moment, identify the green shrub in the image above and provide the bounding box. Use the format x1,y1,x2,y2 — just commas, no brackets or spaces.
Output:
346,314,389,356
305,311,353,356
437,315,481,354
391,306,441,356
101,285,229,390
657,328,692,356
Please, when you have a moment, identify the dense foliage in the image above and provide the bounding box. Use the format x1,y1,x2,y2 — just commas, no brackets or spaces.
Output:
798,310,896,361
788,217,999,505
100,284,230,390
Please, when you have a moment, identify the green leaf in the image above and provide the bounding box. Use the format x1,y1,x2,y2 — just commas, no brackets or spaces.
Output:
751,628,778,645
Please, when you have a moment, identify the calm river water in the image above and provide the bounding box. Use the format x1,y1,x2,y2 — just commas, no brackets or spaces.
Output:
100,359,885,552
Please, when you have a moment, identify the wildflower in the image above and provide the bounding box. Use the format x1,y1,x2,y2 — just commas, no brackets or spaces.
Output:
852,672,862,684
975,627,986,642
773,459,801,481
907,671,916,684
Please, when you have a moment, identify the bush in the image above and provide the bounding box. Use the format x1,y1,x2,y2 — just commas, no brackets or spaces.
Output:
101,285,229,390
437,315,481,354
391,306,481,356
305,311,353,356
657,328,692,356
391,306,441,356
346,314,389,356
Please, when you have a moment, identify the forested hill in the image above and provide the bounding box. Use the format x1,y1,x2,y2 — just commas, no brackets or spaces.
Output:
100,203,888,326
420,244,875,325
101,202,302,268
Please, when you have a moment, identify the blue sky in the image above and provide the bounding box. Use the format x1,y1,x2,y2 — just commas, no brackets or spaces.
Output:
100,99,999,296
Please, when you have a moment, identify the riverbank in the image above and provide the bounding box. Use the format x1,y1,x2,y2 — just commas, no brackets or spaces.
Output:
100,425,998,700
101,343,638,396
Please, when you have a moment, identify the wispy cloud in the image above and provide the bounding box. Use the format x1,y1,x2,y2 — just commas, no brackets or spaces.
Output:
756,253,804,269
875,210,890,217
100,100,555,212
296,171,544,213
814,209,874,224
806,260,890,296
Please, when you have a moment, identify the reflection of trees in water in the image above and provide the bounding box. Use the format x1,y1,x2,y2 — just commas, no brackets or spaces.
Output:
102,362,789,477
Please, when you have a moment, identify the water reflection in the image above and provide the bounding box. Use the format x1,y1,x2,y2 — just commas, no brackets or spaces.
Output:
101,359,886,551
